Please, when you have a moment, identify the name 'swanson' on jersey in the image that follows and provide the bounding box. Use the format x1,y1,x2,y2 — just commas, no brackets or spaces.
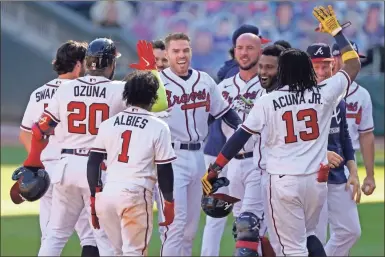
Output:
272,92,322,111
35,87,57,102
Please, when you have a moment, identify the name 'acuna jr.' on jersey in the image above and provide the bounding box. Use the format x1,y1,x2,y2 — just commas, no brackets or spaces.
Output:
43,76,127,149
242,71,351,175
91,107,177,191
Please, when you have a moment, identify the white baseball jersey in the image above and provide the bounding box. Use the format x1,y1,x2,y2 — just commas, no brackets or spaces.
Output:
91,106,177,190
20,78,68,162
242,70,351,175
252,89,268,171
344,81,374,150
219,73,262,153
44,75,127,149
160,68,230,142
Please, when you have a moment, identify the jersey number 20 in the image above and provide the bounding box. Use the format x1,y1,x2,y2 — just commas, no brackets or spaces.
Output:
282,108,320,144
67,101,110,135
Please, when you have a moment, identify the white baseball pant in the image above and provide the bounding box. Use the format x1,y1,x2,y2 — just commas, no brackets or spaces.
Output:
40,160,96,248
265,172,327,256
38,154,114,256
200,154,229,256
96,184,153,256
227,157,264,219
159,145,205,256
315,182,361,256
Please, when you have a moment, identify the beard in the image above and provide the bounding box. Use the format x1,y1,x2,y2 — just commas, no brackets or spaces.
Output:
238,58,259,71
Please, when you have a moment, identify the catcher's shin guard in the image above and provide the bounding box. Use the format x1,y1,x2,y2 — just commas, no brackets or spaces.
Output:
232,212,261,257
81,245,100,257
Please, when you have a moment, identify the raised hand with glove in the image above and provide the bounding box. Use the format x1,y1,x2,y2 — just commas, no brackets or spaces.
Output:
129,40,168,113
312,5,343,37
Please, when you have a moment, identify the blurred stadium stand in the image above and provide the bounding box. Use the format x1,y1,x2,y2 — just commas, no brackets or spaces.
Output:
1,1,384,135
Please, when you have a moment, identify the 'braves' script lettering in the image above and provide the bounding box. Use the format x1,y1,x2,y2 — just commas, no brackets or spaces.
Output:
167,89,211,111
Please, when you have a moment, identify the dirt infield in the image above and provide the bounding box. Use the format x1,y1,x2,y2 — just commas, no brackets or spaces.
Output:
2,124,384,150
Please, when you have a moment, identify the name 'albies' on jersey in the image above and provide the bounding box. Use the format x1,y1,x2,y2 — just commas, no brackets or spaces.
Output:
90,106,177,190
242,70,351,175
43,76,127,149
20,78,68,162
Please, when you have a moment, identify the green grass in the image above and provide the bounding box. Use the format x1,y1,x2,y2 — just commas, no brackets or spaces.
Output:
1,146,384,256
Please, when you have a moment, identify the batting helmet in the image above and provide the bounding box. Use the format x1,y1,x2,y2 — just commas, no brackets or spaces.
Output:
10,166,50,204
201,193,240,218
86,38,121,70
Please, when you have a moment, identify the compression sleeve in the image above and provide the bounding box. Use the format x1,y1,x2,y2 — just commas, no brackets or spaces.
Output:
87,152,105,197
341,105,355,162
214,128,253,168
221,108,242,129
151,70,168,112
156,163,174,202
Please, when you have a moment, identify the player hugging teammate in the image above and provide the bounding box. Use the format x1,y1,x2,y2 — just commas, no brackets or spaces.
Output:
11,3,377,257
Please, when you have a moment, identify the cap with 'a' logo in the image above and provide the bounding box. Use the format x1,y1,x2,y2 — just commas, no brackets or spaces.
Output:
332,41,366,58
306,43,334,62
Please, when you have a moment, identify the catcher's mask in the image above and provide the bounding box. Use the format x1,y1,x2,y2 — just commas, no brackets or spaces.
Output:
10,166,50,204
201,193,240,218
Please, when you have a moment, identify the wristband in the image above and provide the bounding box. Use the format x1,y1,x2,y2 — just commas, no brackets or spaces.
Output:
342,50,359,62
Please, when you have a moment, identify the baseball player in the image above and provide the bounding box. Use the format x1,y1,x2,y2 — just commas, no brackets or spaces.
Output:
21,38,168,256
18,40,99,257
152,39,170,71
308,42,361,256
332,42,376,196
87,70,176,256
201,25,270,257
202,6,362,255
158,32,242,256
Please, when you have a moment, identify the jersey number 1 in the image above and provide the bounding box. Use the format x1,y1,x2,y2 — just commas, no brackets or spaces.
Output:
67,101,109,135
118,130,132,163
282,108,320,144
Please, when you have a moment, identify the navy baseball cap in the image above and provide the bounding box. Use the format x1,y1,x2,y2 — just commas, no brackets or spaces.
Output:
306,43,334,62
232,24,271,45
332,41,366,58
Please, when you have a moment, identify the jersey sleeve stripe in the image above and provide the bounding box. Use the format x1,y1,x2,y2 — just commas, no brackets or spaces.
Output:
358,127,374,133
90,148,107,153
43,110,60,123
20,125,31,132
154,156,177,164
338,70,352,88
241,125,258,135
213,104,231,119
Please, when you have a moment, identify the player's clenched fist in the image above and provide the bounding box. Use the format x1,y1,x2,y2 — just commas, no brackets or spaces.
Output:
159,200,175,226
129,40,157,70
327,150,343,169
312,5,342,36
201,164,219,195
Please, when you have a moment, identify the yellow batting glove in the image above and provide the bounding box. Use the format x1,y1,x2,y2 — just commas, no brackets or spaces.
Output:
201,172,213,195
150,70,169,112
312,5,342,37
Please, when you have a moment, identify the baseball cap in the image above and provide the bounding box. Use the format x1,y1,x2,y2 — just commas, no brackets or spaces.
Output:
332,41,366,58
232,24,271,45
306,43,334,62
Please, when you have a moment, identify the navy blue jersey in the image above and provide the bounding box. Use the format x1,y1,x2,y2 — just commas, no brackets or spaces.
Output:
327,100,355,184
204,60,239,156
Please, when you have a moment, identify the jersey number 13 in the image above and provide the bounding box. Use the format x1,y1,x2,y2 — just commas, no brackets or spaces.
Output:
282,108,320,144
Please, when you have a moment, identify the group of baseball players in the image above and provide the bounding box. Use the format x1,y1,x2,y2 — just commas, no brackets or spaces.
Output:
10,4,376,257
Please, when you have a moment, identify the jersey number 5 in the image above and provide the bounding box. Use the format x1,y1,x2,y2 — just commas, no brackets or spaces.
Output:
67,101,110,135
282,108,320,144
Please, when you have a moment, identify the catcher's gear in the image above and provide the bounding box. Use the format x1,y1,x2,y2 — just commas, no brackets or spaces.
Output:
129,40,157,70
201,193,240,218
86,38,121,70
10,166,50,204
232,212,261,256
159,200,175,226
312,5,342,36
